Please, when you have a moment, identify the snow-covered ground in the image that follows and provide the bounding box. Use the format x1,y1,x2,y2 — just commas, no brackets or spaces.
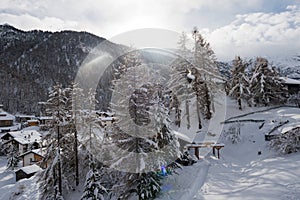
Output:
0,100,299,199
0,156,41,200
0,156,15,189
158,105,300,200
157,161,210,200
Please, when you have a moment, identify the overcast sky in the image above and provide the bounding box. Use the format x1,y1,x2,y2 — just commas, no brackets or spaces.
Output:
1,0,300,61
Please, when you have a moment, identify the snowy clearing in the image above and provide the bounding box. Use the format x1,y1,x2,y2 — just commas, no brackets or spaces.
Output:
159,105,300,200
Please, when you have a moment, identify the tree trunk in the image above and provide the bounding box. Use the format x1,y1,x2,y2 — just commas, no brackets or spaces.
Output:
196,99,202,129
185,100,190,129
238,98,242,110
57,125,62,195
204,83,212,119
74,128,79,186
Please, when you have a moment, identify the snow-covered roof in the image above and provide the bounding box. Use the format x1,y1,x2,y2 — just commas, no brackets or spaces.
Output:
0,124,20,132
100,117,116,121
0,109,15,121
37,116,53,120
20,148,47,157
280,77,300,85
2,130,42,145
16,164,42,174
15,114,35,118
27,119,39,122
31,148,46,157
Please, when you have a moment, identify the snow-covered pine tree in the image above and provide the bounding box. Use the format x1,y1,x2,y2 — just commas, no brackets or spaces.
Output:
79,88,108,199
119,172,161,200
270,127,300,154
249,57,287,106
40,83,70,199
177,31,190,60
168,31,195,129
6,145,19,170
229,56,250,110
192,27,219,79
107,51,179,199
168,58,195,129
192,27,220,120
81,155,107,200
109,93,173,200
60,123,77,192
67,82,84,186
79,88,103,154
191,67,212,121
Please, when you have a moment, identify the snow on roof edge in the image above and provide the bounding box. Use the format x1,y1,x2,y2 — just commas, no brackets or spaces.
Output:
16,164,42,174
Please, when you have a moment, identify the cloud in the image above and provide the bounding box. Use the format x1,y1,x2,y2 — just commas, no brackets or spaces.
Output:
207,5,300,60
0,0,284,36
0,13,80,31
0,0,300,61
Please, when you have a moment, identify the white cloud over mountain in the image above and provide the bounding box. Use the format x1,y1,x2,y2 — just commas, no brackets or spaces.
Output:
0,0,299,61
208,5,300,60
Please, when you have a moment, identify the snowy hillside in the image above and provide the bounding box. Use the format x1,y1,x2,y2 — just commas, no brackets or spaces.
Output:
271,55,300,79
0,24,123,114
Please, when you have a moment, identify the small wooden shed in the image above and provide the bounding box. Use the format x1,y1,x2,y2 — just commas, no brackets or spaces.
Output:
15,164,42,181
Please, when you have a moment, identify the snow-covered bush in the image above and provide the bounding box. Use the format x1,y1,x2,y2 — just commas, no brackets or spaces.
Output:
0,140,5,156
175,151,197,166
270,127,300,154
118,172,161,200
228,56,251,110
6,145,19,170
81,168,107,200
224,124,242,144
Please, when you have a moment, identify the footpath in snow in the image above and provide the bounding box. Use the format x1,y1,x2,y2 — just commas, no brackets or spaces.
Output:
157,159,209,200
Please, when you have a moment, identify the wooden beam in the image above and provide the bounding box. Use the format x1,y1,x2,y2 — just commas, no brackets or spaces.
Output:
195,147,199,159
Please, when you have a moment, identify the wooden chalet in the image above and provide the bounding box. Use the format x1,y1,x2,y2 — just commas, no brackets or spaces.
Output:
1,130,42,154
19,148,46,168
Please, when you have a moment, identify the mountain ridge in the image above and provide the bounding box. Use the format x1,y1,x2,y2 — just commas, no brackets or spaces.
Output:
0,24,122,114
0,24,299,114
